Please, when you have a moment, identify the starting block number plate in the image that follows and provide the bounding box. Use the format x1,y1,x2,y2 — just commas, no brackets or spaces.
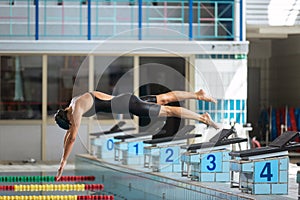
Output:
160,147,180,164
254,160,278,183
128,142,144,155
201,152,222,172
103,138,115,151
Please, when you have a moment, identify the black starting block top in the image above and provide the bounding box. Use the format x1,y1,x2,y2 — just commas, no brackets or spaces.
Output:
143,125,200,144
143,134,201,144
186,129,247,151
114,129,166,140
90,121,136,137
113,121,167,141
229,131,300,158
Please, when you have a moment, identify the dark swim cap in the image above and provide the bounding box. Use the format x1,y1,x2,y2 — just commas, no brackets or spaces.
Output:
54,109,71,130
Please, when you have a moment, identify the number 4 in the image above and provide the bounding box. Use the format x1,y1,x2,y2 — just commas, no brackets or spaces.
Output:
260,162,273,181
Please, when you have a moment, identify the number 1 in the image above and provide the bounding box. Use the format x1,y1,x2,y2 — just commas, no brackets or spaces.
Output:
133,143,139,155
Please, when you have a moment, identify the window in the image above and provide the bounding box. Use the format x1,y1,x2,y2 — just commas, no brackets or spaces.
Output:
47,55,88,116
94,56,133,119
0,55,42,119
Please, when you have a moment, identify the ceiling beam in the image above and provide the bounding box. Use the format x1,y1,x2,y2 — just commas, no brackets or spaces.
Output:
246,32,288,39
259,26,300,34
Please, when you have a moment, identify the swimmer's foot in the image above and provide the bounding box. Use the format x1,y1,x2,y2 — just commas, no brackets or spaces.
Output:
200,112,220,130
195,89,217,104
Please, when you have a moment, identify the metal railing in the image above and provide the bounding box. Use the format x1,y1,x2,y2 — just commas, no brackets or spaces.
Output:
0,0,236,40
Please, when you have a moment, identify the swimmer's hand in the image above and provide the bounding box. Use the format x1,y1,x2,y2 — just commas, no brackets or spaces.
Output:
56,160,67,181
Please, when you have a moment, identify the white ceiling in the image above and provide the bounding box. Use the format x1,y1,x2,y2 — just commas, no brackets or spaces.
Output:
246,0,300,39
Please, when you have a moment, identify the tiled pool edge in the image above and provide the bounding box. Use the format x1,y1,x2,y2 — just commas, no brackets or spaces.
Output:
75,155,257,200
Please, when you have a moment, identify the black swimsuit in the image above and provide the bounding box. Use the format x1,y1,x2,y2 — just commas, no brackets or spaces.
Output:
83,92,161,118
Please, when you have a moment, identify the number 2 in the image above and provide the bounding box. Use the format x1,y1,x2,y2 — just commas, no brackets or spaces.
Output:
165,148,174,162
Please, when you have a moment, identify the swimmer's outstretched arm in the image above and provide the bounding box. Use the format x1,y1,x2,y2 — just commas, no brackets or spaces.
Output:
156,89,217,105
56,107,83,180
159,105,219,129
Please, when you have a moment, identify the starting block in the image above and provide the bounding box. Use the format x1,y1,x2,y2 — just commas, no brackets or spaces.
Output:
230,131,300,195
89,121,135,160
181,128,247,182
143,125,201,172
113,122,166,165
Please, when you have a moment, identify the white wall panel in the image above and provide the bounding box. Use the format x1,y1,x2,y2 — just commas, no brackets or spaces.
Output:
0,125,41,161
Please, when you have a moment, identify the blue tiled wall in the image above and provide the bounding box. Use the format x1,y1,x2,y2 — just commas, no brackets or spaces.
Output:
198,99,247,124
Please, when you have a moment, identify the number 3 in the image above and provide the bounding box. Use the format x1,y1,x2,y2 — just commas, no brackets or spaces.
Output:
206,154,216,171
